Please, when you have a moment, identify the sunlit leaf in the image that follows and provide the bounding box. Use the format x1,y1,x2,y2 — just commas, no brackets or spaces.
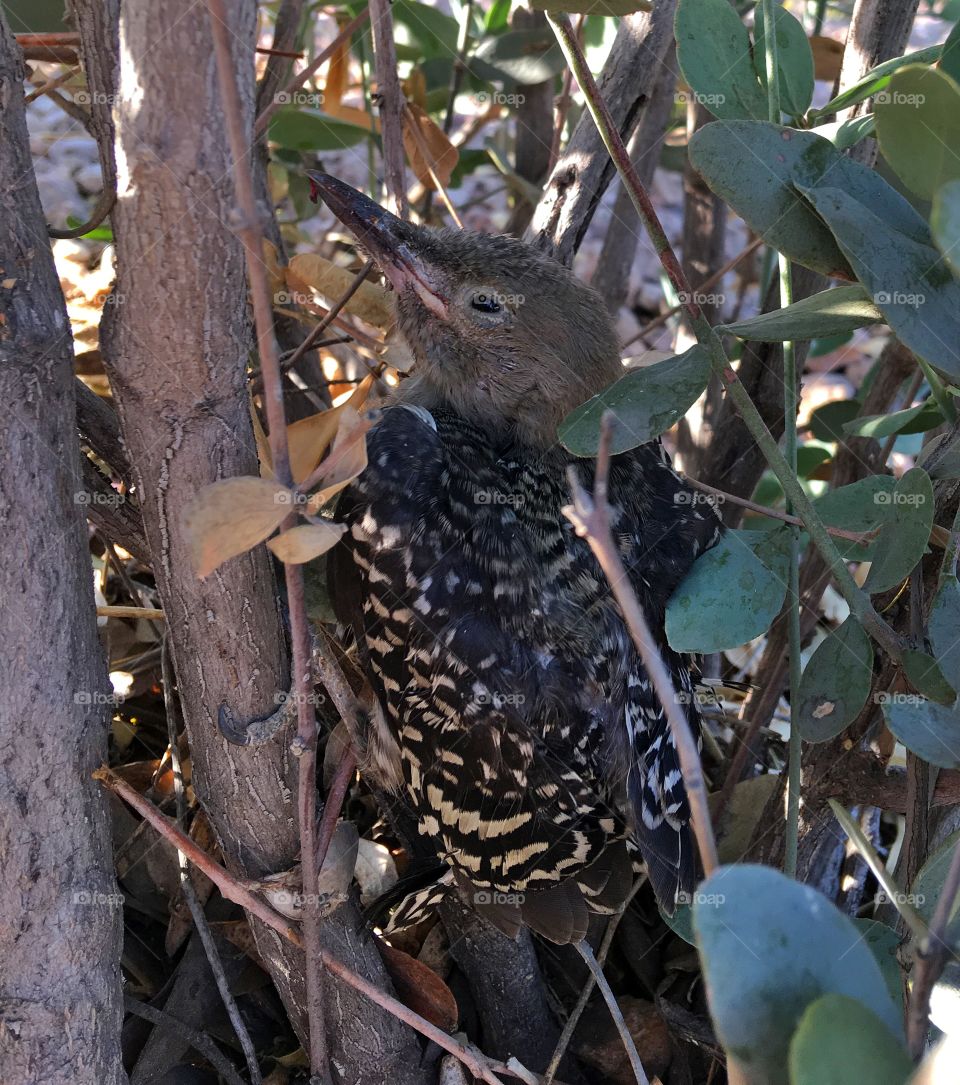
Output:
719,285,882,343
267,521,346,564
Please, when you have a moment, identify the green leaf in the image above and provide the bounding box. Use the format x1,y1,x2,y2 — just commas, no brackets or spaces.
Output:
875,66,960,200
752,3,815,118
558,346,710,456
666,528,791,653
693,865,902,1084
902,649,956,704
796,616,874,742
65,215,113,241
931,178,960,279
392,0,460,56
941,19,960,87
853,920,904,1010
863,467,934,594
809,400,861,443
911,830,960,926
719,285,882,343
842,401,944,439
472,29,565,83
800,183,960,383
810,113,876,152
882,697,960,768
788,994,913,1085
929,576,960,693
269,109,371,151
688,122,851,277
484,0,512,32
808,44,942,121
812,474,896,561
675,0,767,121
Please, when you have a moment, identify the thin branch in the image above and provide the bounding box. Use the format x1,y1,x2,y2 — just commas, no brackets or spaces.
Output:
402,102,463,227
124,996,247,1085
96,766,507,1085
908,840,960,1058
161,635,263,1085
315,746,357,871
253,6,371,138
564,412,719,877
369,0,408,218
574,941,649,1085
47,187,115,239
203,1,328,1076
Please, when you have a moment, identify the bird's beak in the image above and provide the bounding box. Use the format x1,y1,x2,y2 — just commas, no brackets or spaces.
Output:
306,171,448,319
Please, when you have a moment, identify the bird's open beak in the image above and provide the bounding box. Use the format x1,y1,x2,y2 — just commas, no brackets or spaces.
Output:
306,172,448,319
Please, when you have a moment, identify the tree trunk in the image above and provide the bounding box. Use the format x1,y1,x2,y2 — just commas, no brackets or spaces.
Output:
81,1,425,1076
0,14,126,1083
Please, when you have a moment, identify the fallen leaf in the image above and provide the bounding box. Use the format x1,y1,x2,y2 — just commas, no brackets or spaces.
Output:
287,253,393,328
267,521,346,563
184,476,295,577
378,941,459,1032
402,102,458,189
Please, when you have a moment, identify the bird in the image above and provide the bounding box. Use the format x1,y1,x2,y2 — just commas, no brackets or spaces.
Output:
310,172,723,945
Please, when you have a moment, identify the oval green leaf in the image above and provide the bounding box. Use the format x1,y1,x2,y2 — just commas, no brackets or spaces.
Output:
719,285,882,343
902,649,956,704
882,697,960,768
694,865,902,1084
875,66,960,200
812,474,896,560
796,616,874,742
558,345,710,456
932,178,960,279
842,401,943,439
911,830,960,926
752,3,815,118
808,44,942,121
666,527,791,653
269,109,371,152
675,0,767,120
863,467,934,594
788,994,913,1085
929,575,960,693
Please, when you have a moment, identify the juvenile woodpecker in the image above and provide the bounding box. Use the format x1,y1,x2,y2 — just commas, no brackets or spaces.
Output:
313,173,722,944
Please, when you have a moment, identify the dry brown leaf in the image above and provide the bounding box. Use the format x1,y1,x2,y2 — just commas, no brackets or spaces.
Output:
402,70,428,110
286,254,393,328
402,102,458,189
287,373,374,484
378,941,459,1033
811,35,844,82
324,24,350,108
267,521,346,564
306,406,372,511
184,476,294,577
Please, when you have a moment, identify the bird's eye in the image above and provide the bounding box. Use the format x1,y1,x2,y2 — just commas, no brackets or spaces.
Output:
470,291,502,314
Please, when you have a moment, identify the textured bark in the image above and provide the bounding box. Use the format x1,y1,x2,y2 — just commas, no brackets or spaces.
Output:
0,13,126,1083
525,0,678,266
591,42,678,313
838,0,922,165
78,1,425,1077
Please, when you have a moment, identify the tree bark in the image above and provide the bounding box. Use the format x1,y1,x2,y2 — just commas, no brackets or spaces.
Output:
525,0,678,266
78,1,425,1077
0,13,126,1083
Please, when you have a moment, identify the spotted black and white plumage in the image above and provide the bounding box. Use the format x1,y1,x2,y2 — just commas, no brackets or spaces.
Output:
330,404,721,943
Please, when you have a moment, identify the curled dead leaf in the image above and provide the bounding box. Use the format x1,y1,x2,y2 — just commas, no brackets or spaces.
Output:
305,405,373,511
402,102,458,190
378,941,459,1033
287,254,393,328
267,520,346,564
184,476,294,578
287,374,374,483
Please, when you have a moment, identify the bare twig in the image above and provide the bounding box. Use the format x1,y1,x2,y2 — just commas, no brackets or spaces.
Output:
124,996,247,1085
96,605,164,621
564,413,719,876
161,635,263,1085
203,1,328,1076
908,840,960,1058
543,880,644,1085
253,6,371,138
97,766,507,1084
574,941,649,1085
546,14,583,176
315,746,357,871
369,0,408,218
47,187,115,239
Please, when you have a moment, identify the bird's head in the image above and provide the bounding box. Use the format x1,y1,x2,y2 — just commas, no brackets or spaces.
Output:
308,172,622,448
